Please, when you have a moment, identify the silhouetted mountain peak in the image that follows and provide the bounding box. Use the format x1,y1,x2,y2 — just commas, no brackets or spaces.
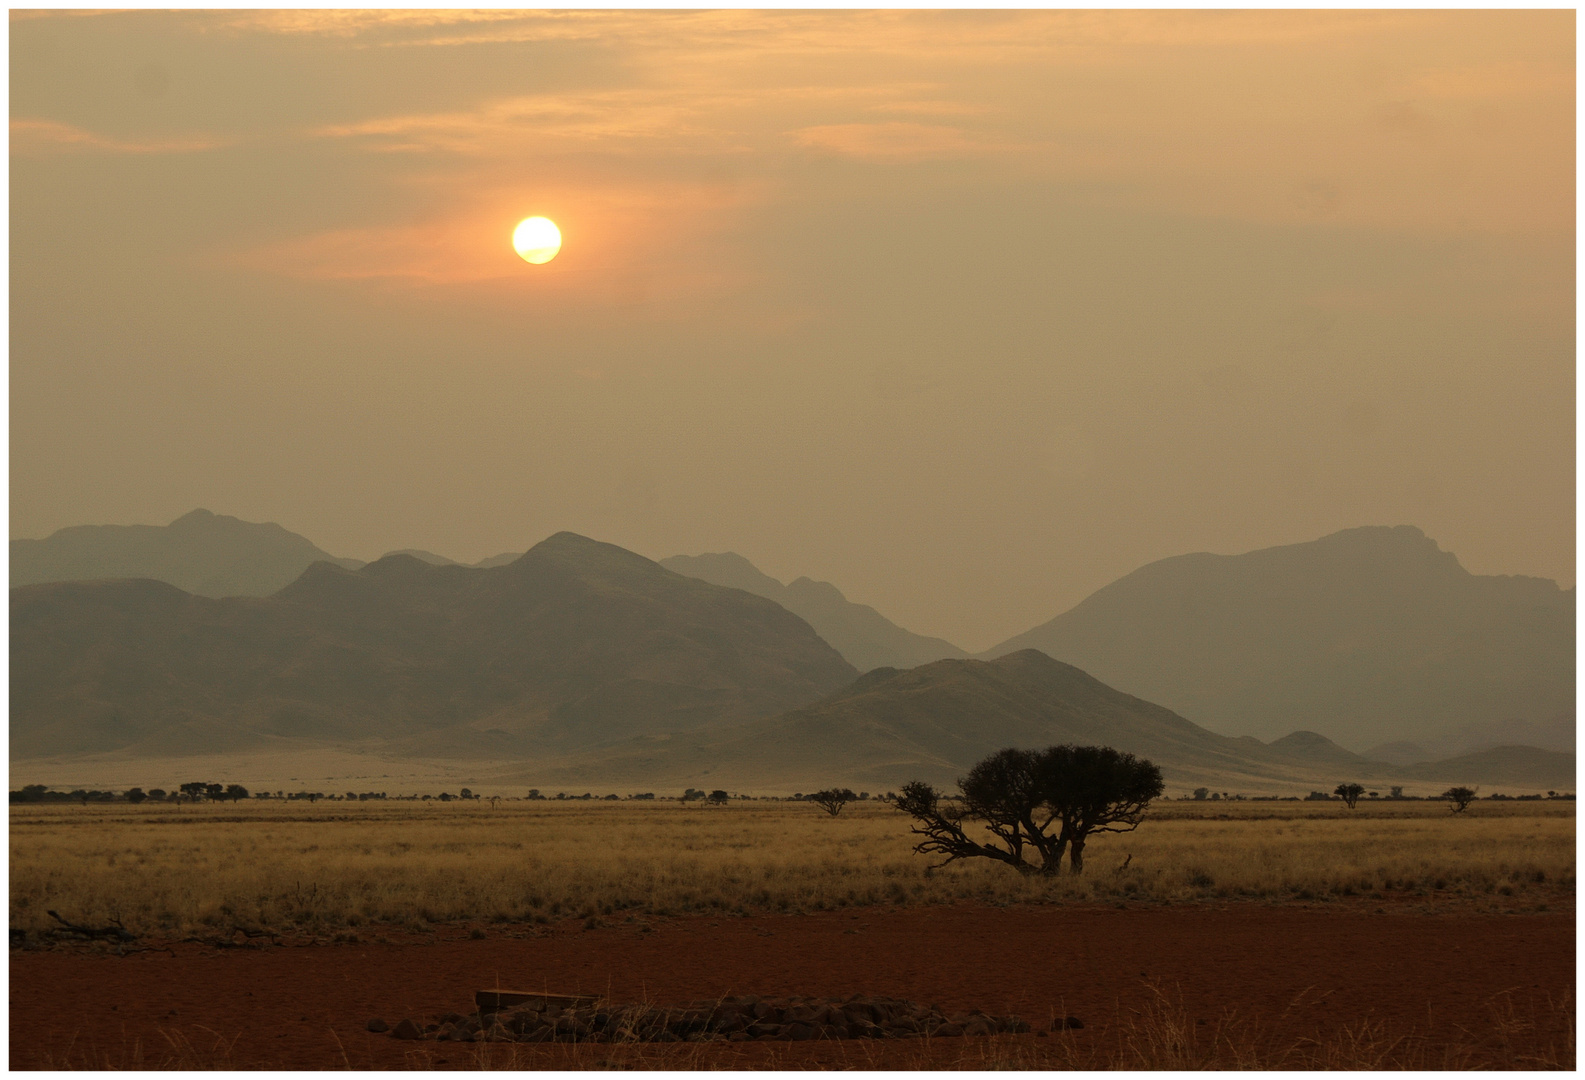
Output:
379,548,458,566
986,526,1572,748
362,552,443,577
661,550,968,671
12,509,364,599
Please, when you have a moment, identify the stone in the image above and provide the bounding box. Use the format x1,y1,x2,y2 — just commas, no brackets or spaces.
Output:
391,1019,423,1040
365,1018,389,1033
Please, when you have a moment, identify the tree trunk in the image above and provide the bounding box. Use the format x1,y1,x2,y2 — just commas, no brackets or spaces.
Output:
1068,835,1086,875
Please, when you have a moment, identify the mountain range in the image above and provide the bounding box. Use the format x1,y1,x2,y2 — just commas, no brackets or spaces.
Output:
11,533,856,760
9,513,1574,790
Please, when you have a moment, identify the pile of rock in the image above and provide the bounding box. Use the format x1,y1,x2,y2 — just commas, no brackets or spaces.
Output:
374,993,1077,1043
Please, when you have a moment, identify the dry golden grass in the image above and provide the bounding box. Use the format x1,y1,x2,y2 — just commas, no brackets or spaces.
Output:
10,799,1573,941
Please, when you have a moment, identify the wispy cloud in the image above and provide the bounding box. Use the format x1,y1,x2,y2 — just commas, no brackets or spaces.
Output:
792,123,986,163
313,91,733,156
11,119,227,156
228,175,767,308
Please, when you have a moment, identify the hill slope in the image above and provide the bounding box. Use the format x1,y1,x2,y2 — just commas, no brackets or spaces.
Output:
984,526,1574,748
660,552,967,671
11,532,857,759
10,509,365,598
532,650,1380,791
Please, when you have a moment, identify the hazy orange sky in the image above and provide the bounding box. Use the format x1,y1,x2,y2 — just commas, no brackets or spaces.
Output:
10,10,1574,651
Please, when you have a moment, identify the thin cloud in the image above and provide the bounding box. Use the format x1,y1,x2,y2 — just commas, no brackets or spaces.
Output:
792,123,986,163
11,119,227,156
228,176,768,306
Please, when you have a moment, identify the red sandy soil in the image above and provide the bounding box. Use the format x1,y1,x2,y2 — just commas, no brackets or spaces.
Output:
10,899,1573,1070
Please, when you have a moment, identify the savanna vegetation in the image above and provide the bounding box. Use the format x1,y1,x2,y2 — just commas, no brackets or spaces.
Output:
10,797,1572,943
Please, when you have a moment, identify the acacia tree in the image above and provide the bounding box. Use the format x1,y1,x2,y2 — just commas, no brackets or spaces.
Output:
895,745,1164,875
1442,786,1478,813
1334,782,1365,809
811,788,857,816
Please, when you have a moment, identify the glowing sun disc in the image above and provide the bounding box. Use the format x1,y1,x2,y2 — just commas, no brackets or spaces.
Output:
513,216,562,264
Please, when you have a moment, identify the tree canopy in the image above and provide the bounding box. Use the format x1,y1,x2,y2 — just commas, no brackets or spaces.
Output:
896,744,1163,875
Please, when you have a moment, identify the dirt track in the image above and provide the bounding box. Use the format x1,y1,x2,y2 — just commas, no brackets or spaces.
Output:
10,899,1573,1069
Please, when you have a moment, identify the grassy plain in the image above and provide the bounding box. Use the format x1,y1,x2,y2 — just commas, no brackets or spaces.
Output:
10,798,1573,941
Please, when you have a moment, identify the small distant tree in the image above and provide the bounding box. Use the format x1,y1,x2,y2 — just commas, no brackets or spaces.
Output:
811,788,857,816
1192,787,1209,801
204,783,224,800
460,788,473,800
125,787,147,804
224,784,249,802
707,789,730,805
1442,786,1478,813
180,782,208,802
71,789,90,806
1334,782,1365,809
1389,786,1404,799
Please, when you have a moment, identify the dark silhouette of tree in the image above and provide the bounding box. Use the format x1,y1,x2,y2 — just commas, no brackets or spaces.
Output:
148,788,167,802
180,782,208,802
1334,782,1365,809
707,789,730,805
125,787,147,804
895,745,1164,875
811,788,857,816
1192,787,1209,801
1442,786,1478,813
224,784,248,802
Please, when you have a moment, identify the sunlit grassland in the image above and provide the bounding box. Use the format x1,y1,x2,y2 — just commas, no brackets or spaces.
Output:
10,799,1573,940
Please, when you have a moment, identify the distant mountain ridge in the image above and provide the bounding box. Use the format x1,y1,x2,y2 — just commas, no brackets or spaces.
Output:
11,509,365,598
519,650,1573,792
985,526,1574,749
660,551,967,672
11,532,857,759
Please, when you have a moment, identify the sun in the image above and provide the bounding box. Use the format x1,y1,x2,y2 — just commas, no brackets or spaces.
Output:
512,217,562,264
